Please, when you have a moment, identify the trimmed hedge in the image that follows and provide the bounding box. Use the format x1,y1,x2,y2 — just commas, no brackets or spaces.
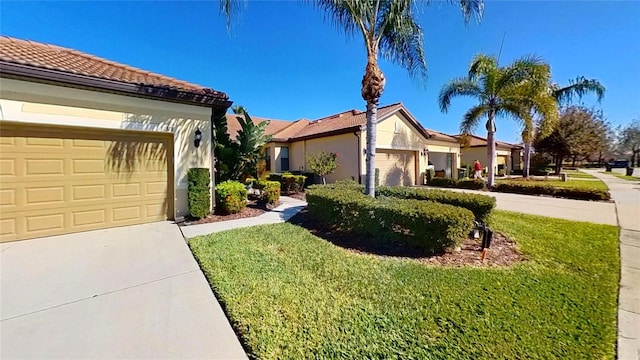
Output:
306,186,474,253
377,186,495,221
493,182,611,201
187,168,211,219
268,172,307,194
429,178,486,190
215,180,248,214
257,180,281,205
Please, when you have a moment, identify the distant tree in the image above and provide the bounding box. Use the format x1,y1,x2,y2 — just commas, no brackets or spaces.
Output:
439,53,556,186
213,107,272,182
220,0,484,197
534,106,609,173
620,119,640,167
306,151,339,185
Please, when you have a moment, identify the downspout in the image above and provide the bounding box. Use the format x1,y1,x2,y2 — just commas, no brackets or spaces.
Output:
354,131,362,184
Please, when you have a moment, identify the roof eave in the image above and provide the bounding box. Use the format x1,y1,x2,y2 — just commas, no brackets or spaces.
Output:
0,61,232,108
290,126,361,142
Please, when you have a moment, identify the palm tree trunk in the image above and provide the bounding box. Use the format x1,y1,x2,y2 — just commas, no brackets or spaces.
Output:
523,141,532,178
365,101,377,197
486,111,497,187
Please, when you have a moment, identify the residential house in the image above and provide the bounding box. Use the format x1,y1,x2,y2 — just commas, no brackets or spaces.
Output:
226,103,461,186
454,134,524,175
0,36,231,242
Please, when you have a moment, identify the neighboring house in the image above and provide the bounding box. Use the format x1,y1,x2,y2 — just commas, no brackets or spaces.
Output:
226,103,461,186
454,134,523,175
0,36,231,242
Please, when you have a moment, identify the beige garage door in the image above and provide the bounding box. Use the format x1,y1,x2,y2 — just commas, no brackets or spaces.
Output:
376,149,416,186
0,122,173,242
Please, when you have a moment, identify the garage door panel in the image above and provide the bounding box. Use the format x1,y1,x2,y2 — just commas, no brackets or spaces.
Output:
376,150,416,186
0,123,172,242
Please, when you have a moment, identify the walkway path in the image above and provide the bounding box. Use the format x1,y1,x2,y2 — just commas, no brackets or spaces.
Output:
586,170,640,360
180,196,307,238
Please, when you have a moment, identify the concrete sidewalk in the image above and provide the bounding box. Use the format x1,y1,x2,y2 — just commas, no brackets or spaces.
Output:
420,186,617,225
586,170,640,360
180,196,307,238
1,222,247,359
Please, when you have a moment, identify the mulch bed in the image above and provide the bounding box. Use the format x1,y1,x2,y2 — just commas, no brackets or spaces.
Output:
289,209,523,267
178,198,275,226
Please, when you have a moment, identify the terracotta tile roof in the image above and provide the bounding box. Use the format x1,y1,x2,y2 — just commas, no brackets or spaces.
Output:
224,103,458,144
0,36,227,98
225,114,295,140
290,103,402,139
454,134,522,149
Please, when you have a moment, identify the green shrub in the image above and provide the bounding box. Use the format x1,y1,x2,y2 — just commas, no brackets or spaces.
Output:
187,168,211,219
493,182,610,201
215,180,248,214
306,186,474,253
257,180,281,205
281,173,306,194
268,172,307,194
429,178,486,190
377,186,495,221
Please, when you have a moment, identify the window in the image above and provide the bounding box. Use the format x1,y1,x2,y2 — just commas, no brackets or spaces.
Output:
264,147,271,171
280,147,289,171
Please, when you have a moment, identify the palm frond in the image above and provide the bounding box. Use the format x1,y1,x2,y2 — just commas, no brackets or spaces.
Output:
468,53,498,81
219,0,244,30
553,76,605,105
454,0,484,24
314,0,370,38
496,54,549,94
494,101,529,124
438,77,483,112
460,104,488,133
378,0,427,82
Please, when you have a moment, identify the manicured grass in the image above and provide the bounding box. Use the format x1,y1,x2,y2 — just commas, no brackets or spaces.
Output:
563,169,597,179
498,178,609,190
189,211,619,359
601,171,640,181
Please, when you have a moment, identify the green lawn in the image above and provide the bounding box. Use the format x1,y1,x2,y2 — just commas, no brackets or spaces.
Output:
562,169,597,179
498,178,609,190
189,211,619,359
601,171,640,181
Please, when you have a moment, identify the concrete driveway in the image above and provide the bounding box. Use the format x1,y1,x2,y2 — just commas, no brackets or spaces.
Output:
1,222,247,359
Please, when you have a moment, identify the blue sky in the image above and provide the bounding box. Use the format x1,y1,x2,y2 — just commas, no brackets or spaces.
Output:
2,1,639,143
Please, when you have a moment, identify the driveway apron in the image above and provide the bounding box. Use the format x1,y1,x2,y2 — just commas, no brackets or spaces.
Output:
0,221,247,359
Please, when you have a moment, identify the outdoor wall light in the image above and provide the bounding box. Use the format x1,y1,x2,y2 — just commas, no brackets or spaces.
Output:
194,128,202,148
363,148,367,155
422,147,429,156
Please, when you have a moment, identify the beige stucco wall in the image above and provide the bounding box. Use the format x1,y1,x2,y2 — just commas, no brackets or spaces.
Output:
0,78,213,219
460,146,512,173
360,113,462,182
289,133,359,183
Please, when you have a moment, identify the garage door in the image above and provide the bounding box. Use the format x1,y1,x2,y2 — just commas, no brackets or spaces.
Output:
0,123,172,242
376,149,416,186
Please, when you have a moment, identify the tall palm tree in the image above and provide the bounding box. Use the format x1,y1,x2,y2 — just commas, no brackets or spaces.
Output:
522,77,605,177
220,0,483,197
439,53,557,186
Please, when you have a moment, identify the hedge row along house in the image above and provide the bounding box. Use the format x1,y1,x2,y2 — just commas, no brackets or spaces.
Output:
0,36,231,242
226,103,463,186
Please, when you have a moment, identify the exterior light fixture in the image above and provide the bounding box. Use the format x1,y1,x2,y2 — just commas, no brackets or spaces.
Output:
470,220,493,262
194,128,202,148
363,148,367,155
422,147,429,156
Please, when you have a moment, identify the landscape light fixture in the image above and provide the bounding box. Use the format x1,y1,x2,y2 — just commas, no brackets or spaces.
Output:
194,128,202,148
